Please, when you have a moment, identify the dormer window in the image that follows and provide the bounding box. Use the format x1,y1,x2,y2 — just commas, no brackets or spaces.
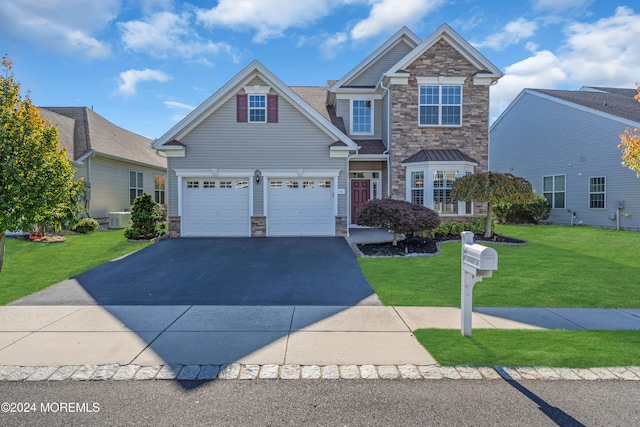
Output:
351,99,373,135
249,95,266,123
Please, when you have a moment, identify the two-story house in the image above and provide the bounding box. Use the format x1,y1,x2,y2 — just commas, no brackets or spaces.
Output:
152,24,502,237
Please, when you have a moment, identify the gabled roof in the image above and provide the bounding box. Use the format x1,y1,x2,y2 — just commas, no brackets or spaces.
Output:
386,23,502,83
40,107,165,168
153,60,357,151
328,26,421,93
402,149,477,164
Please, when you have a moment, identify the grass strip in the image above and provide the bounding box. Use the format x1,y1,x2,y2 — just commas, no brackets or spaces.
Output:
414,329,640,367
1,230,151,305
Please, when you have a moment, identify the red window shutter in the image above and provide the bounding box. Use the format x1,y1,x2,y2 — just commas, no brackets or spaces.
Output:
267,94,278,123
237,94,248,122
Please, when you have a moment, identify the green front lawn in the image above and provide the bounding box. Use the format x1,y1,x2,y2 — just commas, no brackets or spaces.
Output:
415,329,640,367
0,231,151,305
358,225,640,307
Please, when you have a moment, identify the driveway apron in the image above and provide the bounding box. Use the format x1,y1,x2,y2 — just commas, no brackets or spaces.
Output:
12,237,380,306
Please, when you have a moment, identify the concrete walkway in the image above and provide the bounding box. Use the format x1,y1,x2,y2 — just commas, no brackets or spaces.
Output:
1,305,639,368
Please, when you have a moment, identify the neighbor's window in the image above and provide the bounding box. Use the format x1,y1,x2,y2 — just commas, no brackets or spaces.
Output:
249,94,266,123
129,171,143,204
543,175,565,209
410,171,424,205
589,176,606,209
351,99,373,134
154,175,165,204
419,85,462,126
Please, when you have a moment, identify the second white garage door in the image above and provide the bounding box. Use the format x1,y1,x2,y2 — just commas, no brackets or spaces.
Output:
267,178,335,236
182,178,250,237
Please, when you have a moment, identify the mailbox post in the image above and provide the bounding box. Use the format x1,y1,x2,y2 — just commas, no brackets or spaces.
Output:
461,231,498,337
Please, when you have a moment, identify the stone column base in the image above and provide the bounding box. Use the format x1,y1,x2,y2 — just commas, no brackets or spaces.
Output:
251,216,267,237
335,216,348,237
168,216,181,238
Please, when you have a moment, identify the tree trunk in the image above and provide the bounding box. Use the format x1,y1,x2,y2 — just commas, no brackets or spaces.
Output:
484,201,493,238
0,231,5,274
392,230,398,246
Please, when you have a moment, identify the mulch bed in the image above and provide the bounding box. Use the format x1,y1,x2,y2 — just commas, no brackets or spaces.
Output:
357,233,526,257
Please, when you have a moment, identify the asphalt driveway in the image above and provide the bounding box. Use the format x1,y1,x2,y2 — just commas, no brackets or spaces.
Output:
12,237,380,306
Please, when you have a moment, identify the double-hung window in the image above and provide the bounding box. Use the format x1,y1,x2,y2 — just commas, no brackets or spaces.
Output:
543,175,566,209
154,175,165,204
351,100,373,134
249,95,266,123
418,77,464,126
410,171,424,205
433,170,458,214
129,171,143,205
589,176,605,209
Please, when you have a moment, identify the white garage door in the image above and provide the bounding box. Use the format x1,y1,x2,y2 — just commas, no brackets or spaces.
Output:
268,178,334,236
182,178,250,237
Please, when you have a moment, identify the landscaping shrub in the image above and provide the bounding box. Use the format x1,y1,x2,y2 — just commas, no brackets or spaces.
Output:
124,193,163,240
356,198,440,245
493,196,550,224
432,217,490,237
70,218,99,234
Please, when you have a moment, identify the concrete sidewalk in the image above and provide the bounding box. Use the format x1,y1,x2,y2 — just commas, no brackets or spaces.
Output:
1,305,639,368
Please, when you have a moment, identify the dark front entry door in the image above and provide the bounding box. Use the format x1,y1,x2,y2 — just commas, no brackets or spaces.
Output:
351,179,370,223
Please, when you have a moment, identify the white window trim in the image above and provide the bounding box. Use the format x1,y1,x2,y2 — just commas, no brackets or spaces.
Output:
248,94,267,123
588,176,606,210
404,162,475,216
417,76,464,128
350,99,374,136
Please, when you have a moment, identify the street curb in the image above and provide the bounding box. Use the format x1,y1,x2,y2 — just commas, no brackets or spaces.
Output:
1,364,639,382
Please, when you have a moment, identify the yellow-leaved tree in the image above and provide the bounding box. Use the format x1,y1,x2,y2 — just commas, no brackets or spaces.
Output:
618,83,640,176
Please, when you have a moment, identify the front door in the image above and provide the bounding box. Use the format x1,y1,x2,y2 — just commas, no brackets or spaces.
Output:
351,179,370,223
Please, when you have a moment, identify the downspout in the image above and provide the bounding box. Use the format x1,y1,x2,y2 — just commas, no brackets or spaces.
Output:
380,78,392,198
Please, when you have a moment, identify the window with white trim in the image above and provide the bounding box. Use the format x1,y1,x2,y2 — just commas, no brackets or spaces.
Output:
405,163,474,215
249,95,266,123
589,176,605,209
543,175,565,209
351,99,373,134
154,175,165,204
419,85,462,126
129,171,143,205
410,171,424,205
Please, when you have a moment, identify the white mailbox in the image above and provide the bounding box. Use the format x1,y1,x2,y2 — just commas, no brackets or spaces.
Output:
460,232,499,337
462,243,498,273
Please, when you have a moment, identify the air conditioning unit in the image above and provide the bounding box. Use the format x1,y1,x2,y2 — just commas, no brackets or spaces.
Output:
108,212,132,229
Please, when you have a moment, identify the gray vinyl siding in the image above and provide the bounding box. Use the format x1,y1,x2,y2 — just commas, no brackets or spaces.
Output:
345,40,414,87
490,91,640,230
168,91,348,217
88,156,165,219
336,98,383,140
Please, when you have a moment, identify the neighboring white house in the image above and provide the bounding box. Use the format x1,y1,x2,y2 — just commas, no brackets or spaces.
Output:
40,107,167,223
490,87,640,230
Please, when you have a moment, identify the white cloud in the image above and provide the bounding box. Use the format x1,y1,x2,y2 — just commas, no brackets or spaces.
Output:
558,6,640,87
120,11,232,59
117,69,172,96
320,32,348,60
164,100,196,121
490,50,568,121
196,0,340,43
350,0,446,40
0,0,117,58
474,18,538,50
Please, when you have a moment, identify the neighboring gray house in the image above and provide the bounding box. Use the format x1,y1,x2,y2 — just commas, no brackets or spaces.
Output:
153,24,502,237
40,107,167,223
490,87,640,230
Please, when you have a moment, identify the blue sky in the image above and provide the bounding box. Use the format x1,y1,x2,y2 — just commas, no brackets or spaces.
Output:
2,0,639,139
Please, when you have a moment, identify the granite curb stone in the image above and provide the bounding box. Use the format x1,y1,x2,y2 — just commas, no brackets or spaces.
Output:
1,364,639,381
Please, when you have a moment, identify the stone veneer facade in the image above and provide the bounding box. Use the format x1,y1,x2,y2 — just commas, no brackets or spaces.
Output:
389,39,490,217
